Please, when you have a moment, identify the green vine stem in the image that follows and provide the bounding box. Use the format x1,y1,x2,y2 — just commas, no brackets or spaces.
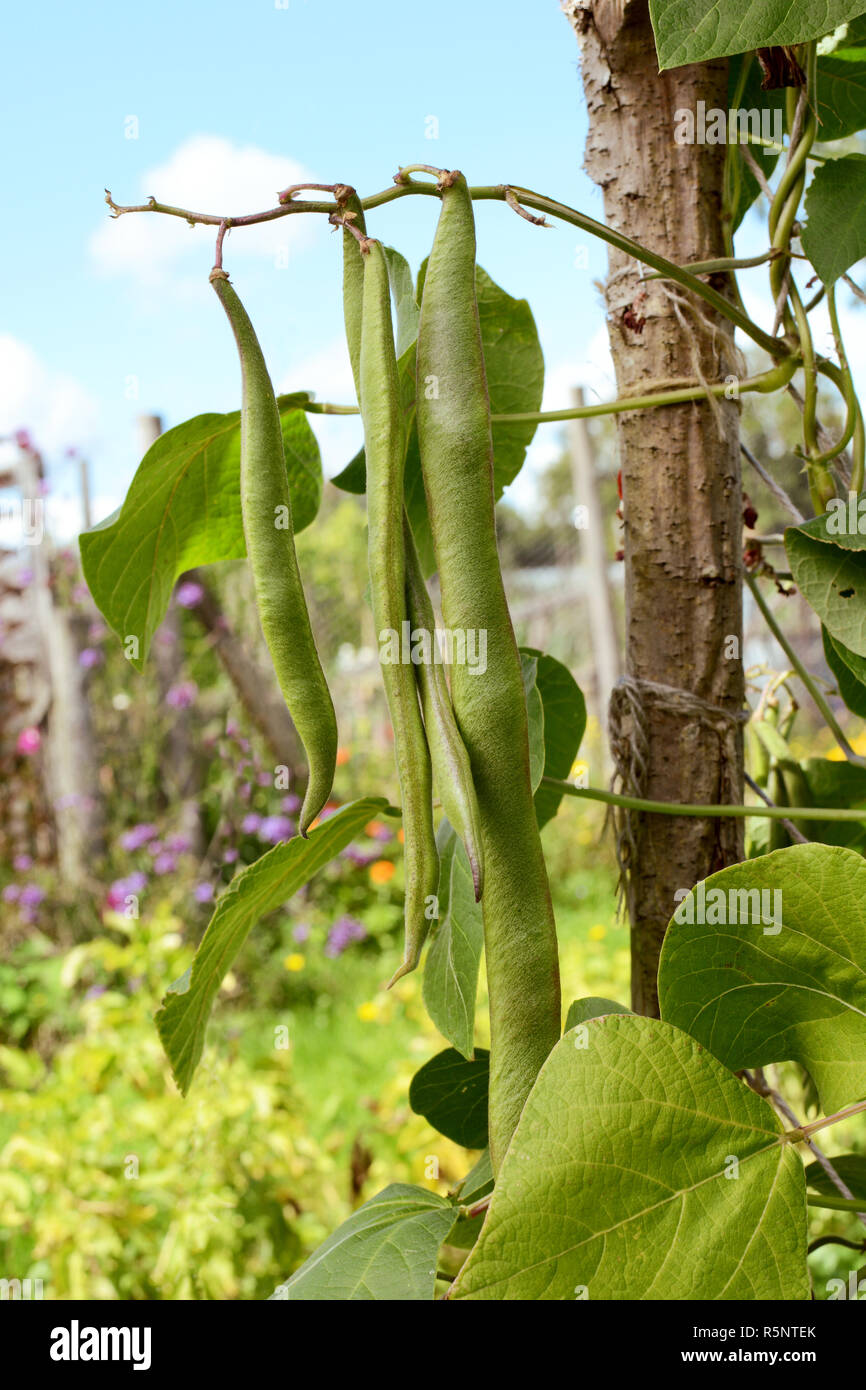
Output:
105,177,789,358
539,777,866,823
745,572,866,768
285,359,797,425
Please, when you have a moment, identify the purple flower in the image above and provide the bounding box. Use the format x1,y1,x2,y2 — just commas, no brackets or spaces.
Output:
281,794,302,814
166,834,192,854
78,647,103,669
72,583,90,604
165,680,197,709
175,581,204,608
259,815,295,845
13,854,33,872
371,824,393,842
153,852,177,876
119,823,158,852
194,881,215,904
324,915,367,958
292,923,311,943
223,847,239,865
125,871,147,894
105,871,147,910
19,884,45,908
241,813,262,835
87,621,107,641
83,984,107,1002
17,568,34,587
2,885,21,903
257,772,272,787
341,845,376,867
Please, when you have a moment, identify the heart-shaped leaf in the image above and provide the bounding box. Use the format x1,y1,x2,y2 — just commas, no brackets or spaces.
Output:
563,996,631,1031
659,843,866,1114
805,1154,866,1201
650,0,866,70
520,648,586,829
80,400,322,669
409,1047,489,1149
803,153,866,284
270,1184,454,1301
451,1015,808,1300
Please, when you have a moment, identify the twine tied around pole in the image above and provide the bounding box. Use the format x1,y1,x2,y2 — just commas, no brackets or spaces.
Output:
607,674,749,916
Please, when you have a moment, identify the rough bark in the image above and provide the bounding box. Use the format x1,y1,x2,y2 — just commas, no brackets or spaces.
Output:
563,0,745,1014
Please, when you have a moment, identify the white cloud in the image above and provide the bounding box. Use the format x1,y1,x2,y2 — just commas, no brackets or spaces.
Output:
91,135,318,284
0,336,99,457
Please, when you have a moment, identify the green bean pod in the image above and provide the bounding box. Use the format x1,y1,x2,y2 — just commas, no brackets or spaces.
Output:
415,172,560,1170
403,513,484,900
359,240,439,985
340,190,367,404
210,268,337,835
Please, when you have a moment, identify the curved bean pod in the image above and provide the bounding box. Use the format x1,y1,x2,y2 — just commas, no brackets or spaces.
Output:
359,240,439,985
210,268,337,835
403,513,484,899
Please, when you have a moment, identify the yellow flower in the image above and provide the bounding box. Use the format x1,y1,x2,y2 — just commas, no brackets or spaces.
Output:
588,924,606,941
283,953,305,972
357,1001,379,1022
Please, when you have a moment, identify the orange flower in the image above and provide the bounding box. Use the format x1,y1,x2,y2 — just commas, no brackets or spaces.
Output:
365,820,385,838
336,747,351,767
397,828,405,844
369,859,396,885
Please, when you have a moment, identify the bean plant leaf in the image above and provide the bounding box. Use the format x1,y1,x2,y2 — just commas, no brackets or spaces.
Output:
80,400,322,670
805,1154,866,1200
521,648,587,830
269,1184,455,1301
382,245,421,357
786,514,866,655
423,821,484,1060
802,153,866,284
155,797,387,1095
649,0,866,70
455,1149,494,1207
409,1047,489,1150
800,757,866,851
452,1015,808,1300
564,996,632,1031
823,626,866,718
658,843,866,1114
817,32,866,141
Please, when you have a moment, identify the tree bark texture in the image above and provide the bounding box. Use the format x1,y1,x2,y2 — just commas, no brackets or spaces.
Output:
563,0,745,1014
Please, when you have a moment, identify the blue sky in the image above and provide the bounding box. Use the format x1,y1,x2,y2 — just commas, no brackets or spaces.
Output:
2,1,862,542
1,0,614,537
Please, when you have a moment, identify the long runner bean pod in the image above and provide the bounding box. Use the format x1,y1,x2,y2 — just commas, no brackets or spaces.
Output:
359,239,439,985
210,268,337,835
403,513,484,900
415,171,561,1170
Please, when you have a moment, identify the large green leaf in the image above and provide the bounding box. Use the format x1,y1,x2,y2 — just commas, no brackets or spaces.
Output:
786,513,866,655
452,1015,808,1300
80,399,322,669
156,797,387,1094
650,0,866,70
802,153,866,284
805,1154,866,1200
409,1047,489,1149
658,844,866,1114
423,821,484,1060
521,648,586,830
270,1184,454,1301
